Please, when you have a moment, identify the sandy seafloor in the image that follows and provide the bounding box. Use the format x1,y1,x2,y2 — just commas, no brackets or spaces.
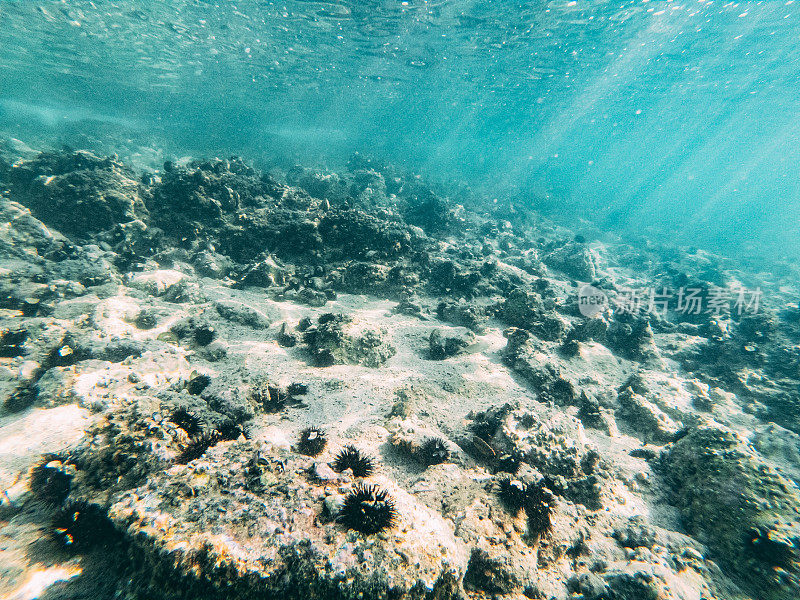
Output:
0,138,799,600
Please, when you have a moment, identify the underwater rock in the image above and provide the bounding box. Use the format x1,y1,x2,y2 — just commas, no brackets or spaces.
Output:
428,327,476,360
214,299,272,329
169,317,218,347
277,322,298,347
617,386,681,443
428,258,482,298
235,254,289,288
225,208,323,262
463,548,521,595
336,261,392,294
501,329,580,406
303,313,396,367
146,157,270,241
318,209,422,261
192,249,232,279
663,424,800,599
602,571,661,600
128,269,188,297
607,312,659,362
436,300,488,333
0,326,28,357
107,441,469,600
468,404,603,509
501,288,568,341
543,242,599,281
6,150,147,236
286,165,348,201
388,417,458,467
293,286,329,307
403,191,454,234
0,201,69,259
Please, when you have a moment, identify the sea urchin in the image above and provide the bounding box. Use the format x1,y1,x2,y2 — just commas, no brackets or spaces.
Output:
337,484,397,535
331,444,375,477
524,482,555,537
51,500,118,552
30,454,72,505
175,431,221,465
297,426,328,456
497,477,528,515
496,477,556,536
417,437,451,467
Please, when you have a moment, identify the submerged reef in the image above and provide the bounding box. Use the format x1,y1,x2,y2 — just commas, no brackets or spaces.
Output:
0,145,798,600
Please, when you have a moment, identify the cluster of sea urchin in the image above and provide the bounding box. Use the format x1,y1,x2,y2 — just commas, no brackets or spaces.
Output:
496,477,555,537
417,437,450,467
331,444,375,477
337,484,397,534
297,426,328,456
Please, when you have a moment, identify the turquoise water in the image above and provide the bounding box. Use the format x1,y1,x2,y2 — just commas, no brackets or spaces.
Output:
1,0,799,259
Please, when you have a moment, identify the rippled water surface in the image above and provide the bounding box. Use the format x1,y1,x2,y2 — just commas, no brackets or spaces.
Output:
2,1,799,258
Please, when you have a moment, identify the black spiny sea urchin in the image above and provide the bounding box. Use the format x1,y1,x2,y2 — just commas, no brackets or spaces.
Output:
331,444,375,477
497,477,528,515
297,426,328,456
30,454,72,505
524,482,555,537
417,437,450,467
51,500,119,551
496,477,556,536
175,431,221,465
337,484,397,535
493,453,521,475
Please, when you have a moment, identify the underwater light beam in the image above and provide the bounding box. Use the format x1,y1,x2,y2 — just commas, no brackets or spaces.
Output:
499,10,691,194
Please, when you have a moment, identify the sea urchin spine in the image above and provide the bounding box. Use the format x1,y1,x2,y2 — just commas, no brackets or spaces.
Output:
51,500,119,552
297,426,328,456
331,444,375,477
175,431,221,465
337,484,397,535
30,454,72,505
496,477,556,536
417,437,451,467
497,477,528,515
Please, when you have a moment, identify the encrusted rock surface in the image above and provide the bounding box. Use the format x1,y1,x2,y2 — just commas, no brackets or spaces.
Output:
663,424,800,599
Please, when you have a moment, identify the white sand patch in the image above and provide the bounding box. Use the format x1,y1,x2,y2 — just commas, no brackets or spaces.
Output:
1,565,82,600
0,404,88,490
